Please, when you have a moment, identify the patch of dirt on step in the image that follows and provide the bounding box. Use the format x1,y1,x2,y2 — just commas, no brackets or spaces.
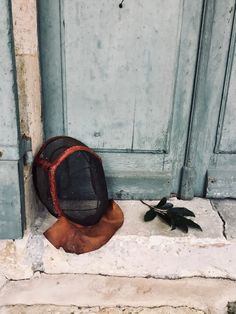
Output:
0,305,205,314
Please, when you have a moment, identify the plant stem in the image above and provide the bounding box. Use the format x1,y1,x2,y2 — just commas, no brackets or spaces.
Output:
140,200,167,214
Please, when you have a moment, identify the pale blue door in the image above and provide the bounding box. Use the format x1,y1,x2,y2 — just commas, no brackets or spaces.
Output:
38,0,204,199
0,0,25,238
38,0,236,199
179,0,236,199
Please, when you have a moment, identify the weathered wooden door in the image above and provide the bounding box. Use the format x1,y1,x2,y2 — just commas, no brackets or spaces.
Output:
0,0,25,238
38,0,204,199
180,0,236,199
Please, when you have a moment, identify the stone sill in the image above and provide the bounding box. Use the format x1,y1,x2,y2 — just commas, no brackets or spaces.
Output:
1,198,236,282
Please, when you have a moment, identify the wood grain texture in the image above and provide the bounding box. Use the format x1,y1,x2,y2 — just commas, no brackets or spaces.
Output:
219,27,236,152
207,169,236,198
0,0,19,150
182,0,236,197
0,0,24,238
106,171,171,199
38,0,203,198
38,0,65,137
63,0,182,151
0,161,24,239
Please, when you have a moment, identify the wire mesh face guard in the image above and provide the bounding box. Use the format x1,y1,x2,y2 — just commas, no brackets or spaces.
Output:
33,136,109,226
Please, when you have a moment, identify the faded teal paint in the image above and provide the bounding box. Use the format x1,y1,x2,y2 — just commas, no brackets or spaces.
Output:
38,0,65,138
38,0,203,199
106,171,171,199
2,0,236,242
205,1,236,198
180,0,236,198
0,0,25,238
38,0,236,199
207,169,236,198
179,0,208,199
63,0,183,152
217,8,236,154
0,162,24,238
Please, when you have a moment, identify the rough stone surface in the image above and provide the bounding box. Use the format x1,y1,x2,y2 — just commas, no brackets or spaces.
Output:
41,199,236,279
211,199,236,239
38,197,224,238
1,198,236,280
11,0,43,228
0,274,236,314
12,0,38,55
43,234,236,279
0,305,205,314
0,275,7,291
0,235,33,280
228,302,236,314
38,198,224,239
116,198,223,238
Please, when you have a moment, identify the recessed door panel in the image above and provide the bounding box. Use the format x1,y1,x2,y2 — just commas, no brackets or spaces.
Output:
219,51,236,153
0,0,24,239
38,0,203,198
64,0,182,151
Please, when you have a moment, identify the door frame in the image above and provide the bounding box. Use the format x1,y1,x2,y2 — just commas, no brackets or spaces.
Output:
38,0,205,199
0,0,25,239
180,0,236,199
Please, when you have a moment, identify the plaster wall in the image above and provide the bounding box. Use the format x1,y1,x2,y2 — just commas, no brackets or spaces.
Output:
11,0,43,227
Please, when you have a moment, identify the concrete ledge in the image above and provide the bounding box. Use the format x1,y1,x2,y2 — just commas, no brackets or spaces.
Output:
43,234,236,279
0,305,205,314
0,275,7,291
1,198,236,280
0,274,236,314
211,199,236,240
42,198,236,279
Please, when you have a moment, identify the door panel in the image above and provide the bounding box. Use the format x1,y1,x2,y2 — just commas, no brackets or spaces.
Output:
64,0,181,152
179,0,236,198
38,0,203,198
0,162,24,239
207,1,236,198
0,0,25,238
219,51,236,152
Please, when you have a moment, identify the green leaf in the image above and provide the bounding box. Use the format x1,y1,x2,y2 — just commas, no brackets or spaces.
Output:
167,207,195,217
156,212,172,226
155,197,167,208
160,203,173,210
144,209,157,222
170,214,189,233
184,218,202,231
169,213,202,233
141,199,202,234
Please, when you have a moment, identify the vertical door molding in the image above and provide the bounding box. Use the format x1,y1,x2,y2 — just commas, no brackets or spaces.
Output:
38,0,66,137
214,6,236,154
0,0,25,238
38,0,204,198
179,0,236,198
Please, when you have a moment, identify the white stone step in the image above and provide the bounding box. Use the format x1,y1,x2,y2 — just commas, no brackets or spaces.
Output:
0,305,206,314
1,198,236,281
0,273,236,314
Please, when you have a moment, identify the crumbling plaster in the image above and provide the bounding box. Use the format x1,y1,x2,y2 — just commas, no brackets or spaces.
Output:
11,0,43,227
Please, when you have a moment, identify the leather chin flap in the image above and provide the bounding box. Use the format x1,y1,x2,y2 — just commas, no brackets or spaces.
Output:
44,200,124,254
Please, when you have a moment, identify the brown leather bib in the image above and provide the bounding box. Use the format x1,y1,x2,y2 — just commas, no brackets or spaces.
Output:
44,200,124,254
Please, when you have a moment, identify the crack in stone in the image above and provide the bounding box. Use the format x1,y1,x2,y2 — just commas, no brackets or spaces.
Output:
217,210,227,240
11,271,236,283
82,305,207,313
3,267,236,285
0,274,9,292
210,200,227,240
0,304,207,314
1,273,234,313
